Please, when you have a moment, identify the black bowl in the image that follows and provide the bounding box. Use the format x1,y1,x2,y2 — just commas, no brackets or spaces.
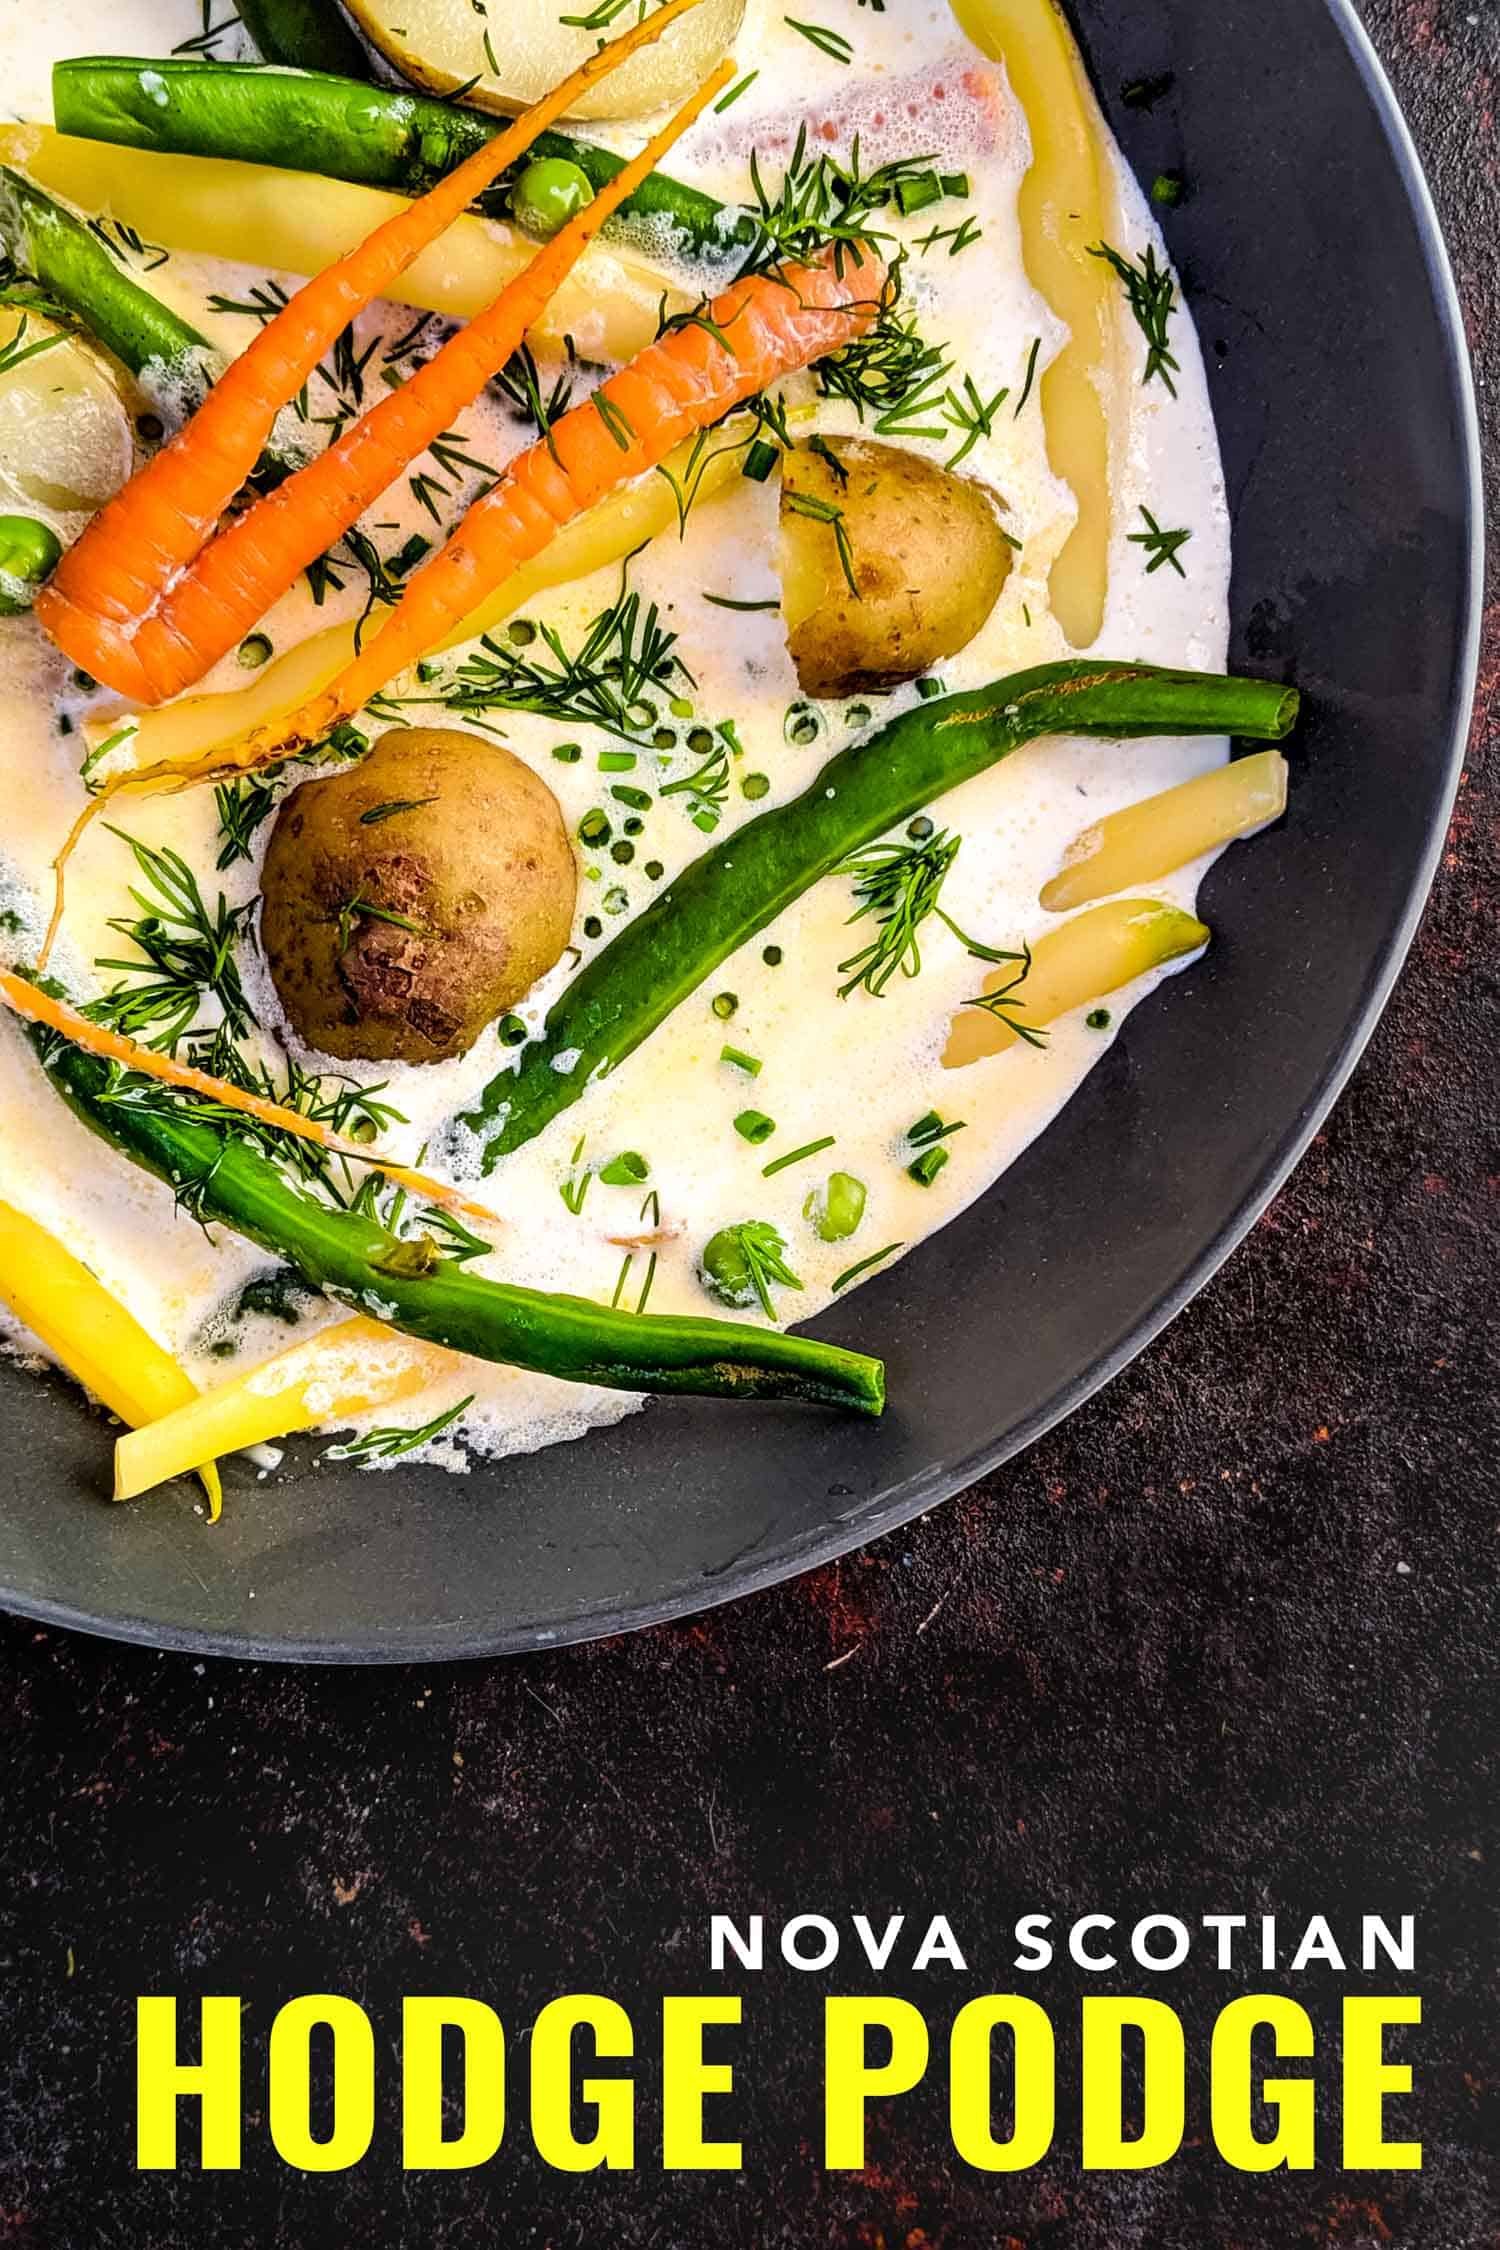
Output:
0,0,1480,1661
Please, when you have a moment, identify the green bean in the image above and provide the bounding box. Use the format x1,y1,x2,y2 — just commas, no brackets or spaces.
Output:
237,0,370,75
30,1027,884,1416
52,57,755,263
460,663,1299,1170
0,163,216,404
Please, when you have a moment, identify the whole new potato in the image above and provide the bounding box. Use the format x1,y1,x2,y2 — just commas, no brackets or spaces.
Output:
260,728,576,1064
342,0,746,120
779,438,1013,699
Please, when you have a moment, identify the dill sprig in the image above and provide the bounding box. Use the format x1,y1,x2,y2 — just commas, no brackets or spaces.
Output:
1129,505,1192,577
327,1393,475,1463
719,1221,804,1319
1089,240,1180,395
391,569,693,747
87,832,256,1053
784,15,853,63
837,825,1027,1000
962,944,1048,1048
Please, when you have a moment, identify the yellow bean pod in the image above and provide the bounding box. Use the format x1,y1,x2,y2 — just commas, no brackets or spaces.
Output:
1041,750,1289,912
947,0,1119,647
943,898,1208,1067
0,1198,221,1514
113,1315,448,1502
0,128,688,362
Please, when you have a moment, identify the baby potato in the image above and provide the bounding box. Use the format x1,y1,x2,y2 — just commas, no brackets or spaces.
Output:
343,0,747,121
260,727,577,1065
779,438,1012,699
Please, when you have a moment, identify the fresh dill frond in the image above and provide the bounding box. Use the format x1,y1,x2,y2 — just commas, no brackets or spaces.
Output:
87,831,256,1054
837,826,1023,1000
1128,505,1193,577
326,1394,475,1463
784,15,853,63
0,312,65,381
962,943,1048,1048
1089,240,1180,395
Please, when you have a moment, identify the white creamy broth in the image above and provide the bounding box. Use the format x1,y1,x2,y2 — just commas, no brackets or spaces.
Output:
0,0,1230,1483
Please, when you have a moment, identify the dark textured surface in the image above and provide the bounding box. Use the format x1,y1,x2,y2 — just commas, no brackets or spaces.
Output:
0,1,1495,2242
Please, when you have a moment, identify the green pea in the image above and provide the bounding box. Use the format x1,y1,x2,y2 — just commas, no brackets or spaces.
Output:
805,1171,867,1243
0,514,62,615
700,1227,758,1310
511,157,595,239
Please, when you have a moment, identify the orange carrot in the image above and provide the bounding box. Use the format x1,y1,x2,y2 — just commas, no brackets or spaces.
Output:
0,969,501,1226
53,63,731,708
40,246,883,964
35,0,707,702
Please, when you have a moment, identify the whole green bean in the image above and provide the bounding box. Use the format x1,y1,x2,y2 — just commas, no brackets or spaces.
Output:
0,162,217,404
52,57,755,263
31,1028,884,1415
238,0,370,76
460,663,1299,1169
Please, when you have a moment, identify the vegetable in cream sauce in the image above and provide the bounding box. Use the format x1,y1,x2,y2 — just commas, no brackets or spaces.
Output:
0,0,1232,1483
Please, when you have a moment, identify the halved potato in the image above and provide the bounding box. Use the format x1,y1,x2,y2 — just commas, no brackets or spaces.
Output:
779,438,1012,700
344,0,747,120
0,310,133,521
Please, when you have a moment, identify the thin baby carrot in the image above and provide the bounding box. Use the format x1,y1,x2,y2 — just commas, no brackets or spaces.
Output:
82,60,733,706
35,0,707,702
0,969,501,1227
40,245,884,966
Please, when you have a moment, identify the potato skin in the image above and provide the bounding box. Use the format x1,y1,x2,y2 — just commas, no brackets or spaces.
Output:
259,728,576,1065
780,438,1012,699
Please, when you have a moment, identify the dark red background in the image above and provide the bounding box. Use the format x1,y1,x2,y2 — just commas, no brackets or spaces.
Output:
0,3,1495,2243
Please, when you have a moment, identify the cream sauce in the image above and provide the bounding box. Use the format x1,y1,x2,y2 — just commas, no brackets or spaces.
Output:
0,0,1231,1485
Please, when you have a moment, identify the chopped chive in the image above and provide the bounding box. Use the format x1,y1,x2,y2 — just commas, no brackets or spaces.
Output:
552,741,582,763
603,885,629,914
832,1241,904,1292
915,677,944,701
583,914,603,938
1152,171,1186,207
598,749,636,771
721,1045,762,1076
610,840,635,864
599,1150,650,1186
711,991,738,1020
1087,1007,1113,1030
734,1109,776,1145
763,1134,836,1178
762,944,783,966
742,438,780,482
237,632,273,669
741,772,771,800
908,1111,966,1148
907,1146,950,1187
645,859,665,881
610,783,652,809
906,815,935,842
940,170,971,197
578,808,611,846
785,703,821,747
498,1013,528,1047
895,170,944,217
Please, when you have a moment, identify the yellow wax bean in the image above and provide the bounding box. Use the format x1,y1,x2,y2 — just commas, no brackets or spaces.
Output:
947,0,1118,648
113,1315,450,1502
943,898,1208,1067
0,1198,221,1514
0,129,688,362
1041,750,1289,912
